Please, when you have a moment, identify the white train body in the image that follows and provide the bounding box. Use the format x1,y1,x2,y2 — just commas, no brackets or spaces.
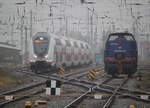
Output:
29,32,93,72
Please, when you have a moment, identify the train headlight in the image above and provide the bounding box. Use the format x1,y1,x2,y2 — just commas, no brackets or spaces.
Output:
45,55,48,58
34,55,37,58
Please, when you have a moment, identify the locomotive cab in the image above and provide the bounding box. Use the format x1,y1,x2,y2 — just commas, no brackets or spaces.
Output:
30,33,52,73
104,33,137,77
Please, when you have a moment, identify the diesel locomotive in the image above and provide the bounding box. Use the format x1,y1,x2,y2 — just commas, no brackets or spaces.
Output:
104,32,138,77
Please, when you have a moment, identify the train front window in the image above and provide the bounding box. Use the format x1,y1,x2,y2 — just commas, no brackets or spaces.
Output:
108,34,134,41
33,37,49,57
124,35,134,41
108,35,119,41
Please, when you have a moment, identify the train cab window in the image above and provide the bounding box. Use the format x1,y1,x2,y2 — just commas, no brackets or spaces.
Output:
124,35,134,41
65,40,71,46
108,35,119,41
74,42,78,47
33,36,49,56
55,39,62,45
109,34,135,41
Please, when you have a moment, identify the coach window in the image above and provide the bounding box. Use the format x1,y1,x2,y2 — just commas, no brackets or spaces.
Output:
71,48,74,55
80,43,84,49
66,55,71,61
74,42,78,48
87,55,89,59
75,55,78,61
62,47,66,54
86,44,89,49
59,48,63,62
54,46,58,62
81,55,84,60
55,39,62,45
65,40,71,46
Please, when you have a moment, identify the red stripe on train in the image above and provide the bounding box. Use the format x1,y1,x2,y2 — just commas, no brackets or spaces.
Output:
105,57,137,62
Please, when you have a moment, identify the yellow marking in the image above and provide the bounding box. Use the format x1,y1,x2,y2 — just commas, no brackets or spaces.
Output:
60,68,65,72
88,71,96,79
59,71,64,75
61,85,64,88
24,101,32,106
34,100,47,104
89,73,95,78
129,104,136,108
59,67,65,75
96,72,102,75
91,71,96,77
87,69,102,79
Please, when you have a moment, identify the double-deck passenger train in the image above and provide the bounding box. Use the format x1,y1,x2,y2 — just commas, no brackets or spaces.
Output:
104,32,138,77
29,32,93,73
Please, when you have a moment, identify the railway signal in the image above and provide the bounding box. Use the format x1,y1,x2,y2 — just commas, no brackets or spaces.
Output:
45,80,62,95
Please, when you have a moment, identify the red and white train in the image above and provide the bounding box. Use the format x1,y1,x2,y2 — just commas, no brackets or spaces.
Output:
29,32,93,73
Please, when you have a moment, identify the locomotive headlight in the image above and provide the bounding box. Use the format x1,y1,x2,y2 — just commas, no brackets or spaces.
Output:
40,37,44,40
34,55,37,58
45,55,48,58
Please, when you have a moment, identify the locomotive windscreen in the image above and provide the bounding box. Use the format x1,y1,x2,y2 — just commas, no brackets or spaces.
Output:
108,34,135,41
33,36,49,57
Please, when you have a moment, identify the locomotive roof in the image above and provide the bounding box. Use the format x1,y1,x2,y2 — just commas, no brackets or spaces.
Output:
109,32,134,36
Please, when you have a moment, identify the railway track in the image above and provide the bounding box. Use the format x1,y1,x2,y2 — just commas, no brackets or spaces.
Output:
1,64,150,108
64,71,150,108
0,81,46,107
0,64,104,107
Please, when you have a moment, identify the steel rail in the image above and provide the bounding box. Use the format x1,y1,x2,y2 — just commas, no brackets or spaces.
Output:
63,78,113,108
64,90,91,108
102,78,128,108
4,64,150,108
